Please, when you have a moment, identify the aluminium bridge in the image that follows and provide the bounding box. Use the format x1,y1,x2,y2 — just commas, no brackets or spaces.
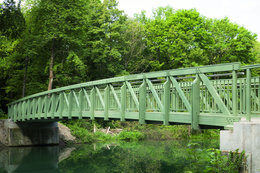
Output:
7,62,260,130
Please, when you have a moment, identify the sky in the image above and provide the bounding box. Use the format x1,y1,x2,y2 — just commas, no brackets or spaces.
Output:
118,0,260,41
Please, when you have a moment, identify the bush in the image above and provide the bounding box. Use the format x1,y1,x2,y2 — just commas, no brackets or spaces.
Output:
66,123,94,143
0,109,7,119
206,149,247,172
117,131,145,141
93,131,114,142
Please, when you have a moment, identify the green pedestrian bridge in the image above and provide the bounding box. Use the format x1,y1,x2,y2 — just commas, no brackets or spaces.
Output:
7,62,260,130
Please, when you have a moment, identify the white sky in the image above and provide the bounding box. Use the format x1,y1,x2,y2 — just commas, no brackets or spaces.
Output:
118,0,260,41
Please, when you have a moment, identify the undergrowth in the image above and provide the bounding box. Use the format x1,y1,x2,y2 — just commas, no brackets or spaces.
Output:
61,119,220,144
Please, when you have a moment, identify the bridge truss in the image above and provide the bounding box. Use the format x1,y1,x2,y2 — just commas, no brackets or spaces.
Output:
8,62,260,129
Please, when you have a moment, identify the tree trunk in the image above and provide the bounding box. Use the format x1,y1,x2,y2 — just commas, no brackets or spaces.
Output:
22,56,29,97
48,38,55,90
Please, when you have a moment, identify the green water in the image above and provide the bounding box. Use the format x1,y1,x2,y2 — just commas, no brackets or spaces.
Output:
0,139,219,173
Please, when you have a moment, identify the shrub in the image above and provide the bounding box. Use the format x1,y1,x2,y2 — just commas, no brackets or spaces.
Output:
93,131,114,142
66,123,94,143
117,131,145,141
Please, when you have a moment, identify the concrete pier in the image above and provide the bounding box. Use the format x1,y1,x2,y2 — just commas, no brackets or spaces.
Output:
220,119,260,173
0,120,59,146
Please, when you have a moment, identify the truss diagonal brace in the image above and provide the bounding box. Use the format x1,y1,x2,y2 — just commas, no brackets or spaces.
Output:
199,73,230,116
170,76,191,112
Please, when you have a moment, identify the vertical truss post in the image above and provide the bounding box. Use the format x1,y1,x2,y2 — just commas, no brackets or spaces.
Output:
90,87,96,120
192,74,200,131
27,100,31,120
79,89,84,119
121,82,126,121
68,92,73,119
139,79,146,124
32,98,36,120
13,105,16,120
232,70,238,116
8,105,11,119
246,69,251,121
59,93,64,119
44,95,48,119
22,101,25,121
38,97,42,119
163,77,170,125
51,94,57,119
104,85,109,120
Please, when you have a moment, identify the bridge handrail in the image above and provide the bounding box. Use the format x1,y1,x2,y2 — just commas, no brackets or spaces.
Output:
241,64,260,70
8,62,241,105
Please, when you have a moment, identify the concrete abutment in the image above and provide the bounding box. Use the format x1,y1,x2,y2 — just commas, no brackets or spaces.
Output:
0,119,59,146
220,119,260,173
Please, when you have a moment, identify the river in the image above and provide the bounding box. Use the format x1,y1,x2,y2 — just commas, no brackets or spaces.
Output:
0,139,248,173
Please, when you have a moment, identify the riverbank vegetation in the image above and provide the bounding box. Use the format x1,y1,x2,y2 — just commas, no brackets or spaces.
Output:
61,120,219,144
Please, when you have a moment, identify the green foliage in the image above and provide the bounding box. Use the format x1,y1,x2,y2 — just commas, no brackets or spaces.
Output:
66,122,94,143
0,109,7,119
117,131,145,141
63,120,220,144
0,0,25,39
191,129,220,139
205,149,247,172
136,7,257,71
93,131,114,142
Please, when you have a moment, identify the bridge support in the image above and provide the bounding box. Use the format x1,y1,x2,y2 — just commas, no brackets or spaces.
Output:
0,119,59,146
220,119,260,172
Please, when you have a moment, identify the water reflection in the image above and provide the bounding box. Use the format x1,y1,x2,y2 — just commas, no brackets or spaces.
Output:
0,146,60,173
0,139,257,173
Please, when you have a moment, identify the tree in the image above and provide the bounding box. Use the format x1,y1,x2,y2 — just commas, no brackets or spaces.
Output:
136,7,257,71
84,0,128,80
0,0,25,39
26,0,89,90
206,18,257,64
0,0,25,114
120,18,148,75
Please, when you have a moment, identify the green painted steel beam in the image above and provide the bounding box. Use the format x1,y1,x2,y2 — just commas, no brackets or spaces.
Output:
9,62,260,128
104,85,109,120
199,73,231,116
192,75,200,130
246,69,251,120
121,83,126,121
146,79,164,111
126,81,139,108
8,62,241,105
163,77,170,125
139,80,146,124
241,64,260,69
232,71,238,116
169,76,191,112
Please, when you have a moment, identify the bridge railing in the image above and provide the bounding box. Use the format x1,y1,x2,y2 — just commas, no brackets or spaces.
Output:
7,62,260,128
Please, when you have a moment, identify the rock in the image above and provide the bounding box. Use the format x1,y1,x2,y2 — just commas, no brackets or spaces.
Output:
59,147,75,162
58,123,76,144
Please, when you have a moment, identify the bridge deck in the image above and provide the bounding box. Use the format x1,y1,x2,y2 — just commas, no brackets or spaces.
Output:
8,62,260,129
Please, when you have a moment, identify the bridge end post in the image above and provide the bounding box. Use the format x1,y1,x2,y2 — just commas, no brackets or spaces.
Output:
246,69,251,121
191,74,200,132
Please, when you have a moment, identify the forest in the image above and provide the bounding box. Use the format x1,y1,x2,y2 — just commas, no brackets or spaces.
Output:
0,0,259,116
